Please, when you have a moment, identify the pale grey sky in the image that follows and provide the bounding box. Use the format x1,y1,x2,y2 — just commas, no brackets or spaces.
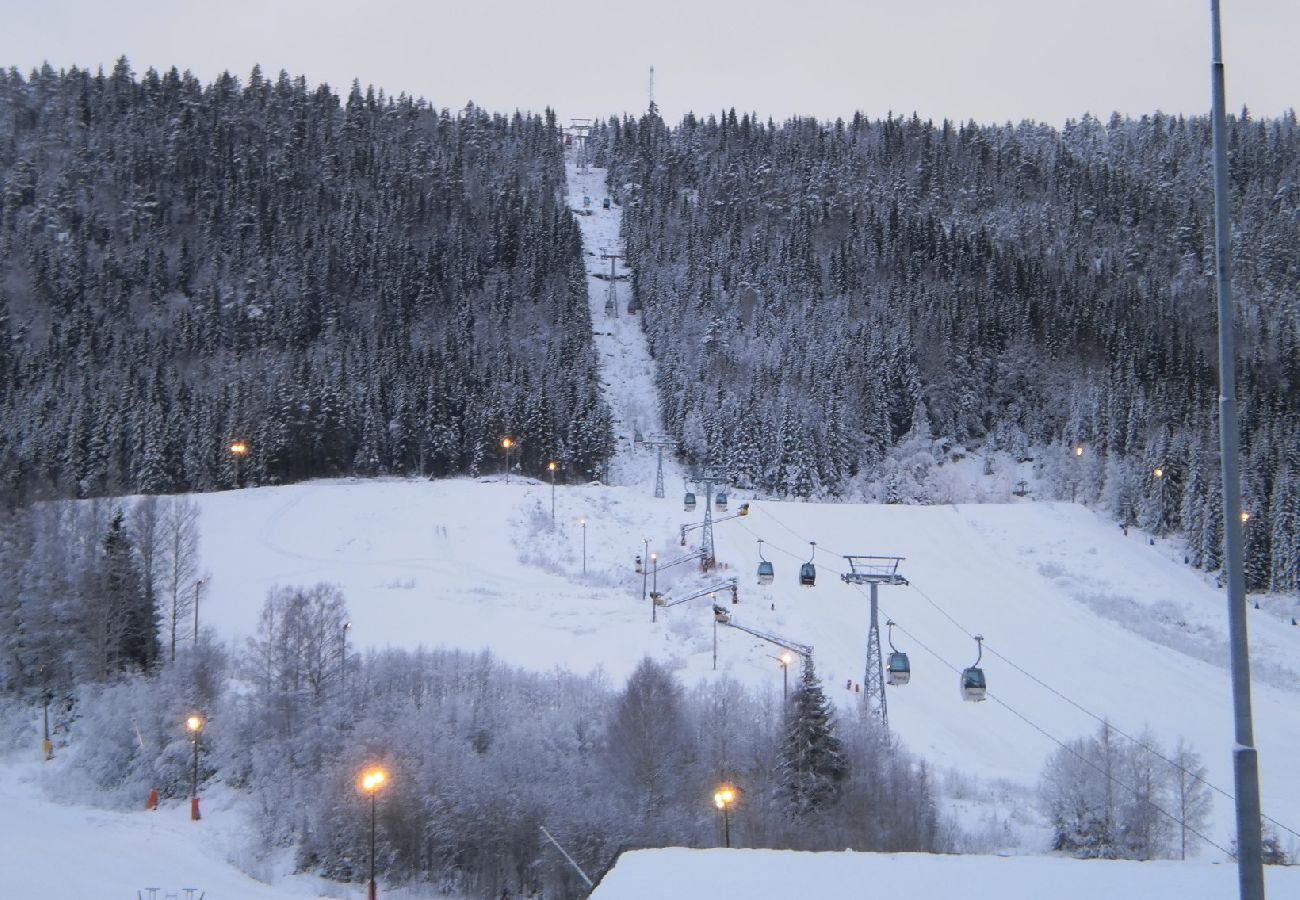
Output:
2,1,1296,126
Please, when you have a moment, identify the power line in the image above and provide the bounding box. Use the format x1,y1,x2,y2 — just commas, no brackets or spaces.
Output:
745,498,1298,842
881,612,1234,858
902,581,1299,843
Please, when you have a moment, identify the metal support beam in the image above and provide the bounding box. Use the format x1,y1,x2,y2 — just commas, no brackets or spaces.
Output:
841,556,908,729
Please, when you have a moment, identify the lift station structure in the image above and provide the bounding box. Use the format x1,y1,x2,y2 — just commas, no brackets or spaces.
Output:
840,556,908,729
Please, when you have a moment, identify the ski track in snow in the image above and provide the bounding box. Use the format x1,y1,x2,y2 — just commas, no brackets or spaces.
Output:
565,155,684,493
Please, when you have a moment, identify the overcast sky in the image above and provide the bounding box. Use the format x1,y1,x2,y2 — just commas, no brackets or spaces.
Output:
3,1,1296,126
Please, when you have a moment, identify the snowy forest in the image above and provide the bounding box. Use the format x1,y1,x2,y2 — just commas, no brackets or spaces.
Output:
593,108,1298,592
0,60,614,504
0,491,945,897
0,57,1293,897
0,62,1295,590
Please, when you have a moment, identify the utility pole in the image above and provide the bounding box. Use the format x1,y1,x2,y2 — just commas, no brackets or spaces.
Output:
840,556,908,729
687,467,728,572
1209,5,1264,899
644,436,678,498
600,249,623,317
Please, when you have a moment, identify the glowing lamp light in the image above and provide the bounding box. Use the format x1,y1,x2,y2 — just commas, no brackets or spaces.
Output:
360,768,388,794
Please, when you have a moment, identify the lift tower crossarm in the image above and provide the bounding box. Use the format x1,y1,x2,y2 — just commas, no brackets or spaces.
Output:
660,578,738,608
713,614,813,669
679,503,749,546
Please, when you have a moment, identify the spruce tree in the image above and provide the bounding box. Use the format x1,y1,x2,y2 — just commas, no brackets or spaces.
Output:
778,658,848,818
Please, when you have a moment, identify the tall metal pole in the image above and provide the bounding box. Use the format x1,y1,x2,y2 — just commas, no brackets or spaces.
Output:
190,728,200,821
652,555,659,624
701,480,716,572
550,464,557,524
783,660,789,704
655,445,665,498
369,791,377,900
1209,5,1264,897
581,520,587,575
192,579,204,648
713,616,717,670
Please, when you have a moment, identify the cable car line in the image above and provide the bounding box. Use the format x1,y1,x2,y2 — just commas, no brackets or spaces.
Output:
724,502,1299,841
888,583,1300,841
879,615,1233,857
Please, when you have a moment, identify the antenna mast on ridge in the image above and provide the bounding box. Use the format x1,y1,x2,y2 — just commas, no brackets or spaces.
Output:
648,65,657,116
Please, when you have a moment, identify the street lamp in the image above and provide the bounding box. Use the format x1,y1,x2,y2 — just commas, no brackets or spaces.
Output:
641,538,650,598
713,784,736,847
1070,444,1084,502
229,440,249,488
501,437,513,484
776,652,793,703
186,714,204,821
579,518,587,575
360,767,389,900
192,578,205,652
341,621,351,696
547,461,557,524
651,553,658,623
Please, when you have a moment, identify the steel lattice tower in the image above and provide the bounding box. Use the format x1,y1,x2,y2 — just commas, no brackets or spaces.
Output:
841,557,908,729
645,437,677,498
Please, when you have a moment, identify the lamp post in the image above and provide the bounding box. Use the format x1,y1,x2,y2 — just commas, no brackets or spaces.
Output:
1153,466,1167,533
777,652,793,703
186,715,203,820
192,578,205,651
501,437,513,484
341,621,351,697
42,688,53,761
360,767,388,900
651,553,658,623
642,537,650,601
548,461,557,524
229,440,248,488
579,518,587,575
713,784,736,847
1070,444,1084,502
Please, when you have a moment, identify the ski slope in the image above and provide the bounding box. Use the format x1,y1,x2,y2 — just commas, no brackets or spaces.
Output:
7,475,1299,898
187,476,1300,848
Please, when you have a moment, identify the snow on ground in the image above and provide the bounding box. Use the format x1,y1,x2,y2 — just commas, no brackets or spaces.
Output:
2,756,364,900
590,847,1300,900
565,153,683,491
187,477,1300,853
6,476,1299,897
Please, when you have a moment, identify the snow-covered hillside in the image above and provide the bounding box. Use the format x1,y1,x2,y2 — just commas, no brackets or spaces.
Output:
188,477,1299,842
7,475,1299,897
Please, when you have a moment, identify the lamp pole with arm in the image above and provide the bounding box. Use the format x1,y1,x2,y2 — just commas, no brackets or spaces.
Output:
361,767,389,900
186,715,204,820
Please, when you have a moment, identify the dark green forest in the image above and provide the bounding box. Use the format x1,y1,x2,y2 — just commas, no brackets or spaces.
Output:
0,60,1295,591
595,107,1298,592
0,60,614,503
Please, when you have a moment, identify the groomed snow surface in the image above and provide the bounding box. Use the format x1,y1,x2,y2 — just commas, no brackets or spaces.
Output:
5,475,1297,898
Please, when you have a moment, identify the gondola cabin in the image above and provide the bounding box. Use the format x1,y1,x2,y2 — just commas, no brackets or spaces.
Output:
757,560,774,585
635,555,643,575
799,562,816,587
960,667,987,702
684,492,697,512
886,652,911,686
712,604,731,624
715,492,728,511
